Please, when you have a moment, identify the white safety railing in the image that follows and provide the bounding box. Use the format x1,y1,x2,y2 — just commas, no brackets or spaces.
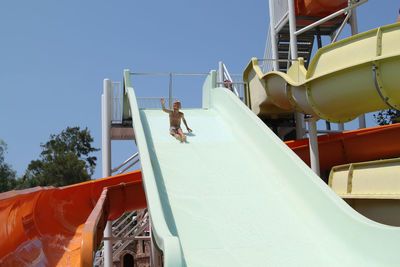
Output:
216,81,247,102
217,62,245,98
112,82,122,123
130,72,209,110
262,28,274,73
137,97,177,109
271,0,288,28
222,63,240,97
111,152,140,174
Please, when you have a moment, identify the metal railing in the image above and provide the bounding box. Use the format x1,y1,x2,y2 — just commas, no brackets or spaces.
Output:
218,62,240,97
130,72,209,109
94,209,150,266
112,82,122,122
216,81,248,101
270,0,288,28
137,97,177,109
112,209,149,261
111,152,140,174
262,27,274,73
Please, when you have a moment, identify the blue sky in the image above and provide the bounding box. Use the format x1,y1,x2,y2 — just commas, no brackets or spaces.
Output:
0,0,399,180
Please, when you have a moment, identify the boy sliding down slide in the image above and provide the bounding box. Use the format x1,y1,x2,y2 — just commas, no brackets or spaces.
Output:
161,98,192,142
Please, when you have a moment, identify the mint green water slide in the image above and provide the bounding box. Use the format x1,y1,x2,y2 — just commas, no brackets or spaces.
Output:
123,70,400,266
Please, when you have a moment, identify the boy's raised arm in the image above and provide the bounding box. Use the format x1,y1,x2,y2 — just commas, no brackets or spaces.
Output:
160,98,171,113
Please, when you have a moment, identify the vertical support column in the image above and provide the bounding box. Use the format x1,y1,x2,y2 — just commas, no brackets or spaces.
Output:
287,0,298,59
102,79,113,267
268,0,279,70
349,4,366,129
288,0,304,139
307,117,320,176
149,219,154,267
218,61,224,85
169,73,173,109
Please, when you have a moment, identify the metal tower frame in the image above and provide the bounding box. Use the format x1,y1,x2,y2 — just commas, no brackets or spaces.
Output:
267,0,368,174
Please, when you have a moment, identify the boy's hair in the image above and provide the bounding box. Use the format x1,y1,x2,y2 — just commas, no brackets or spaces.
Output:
173,100,181,109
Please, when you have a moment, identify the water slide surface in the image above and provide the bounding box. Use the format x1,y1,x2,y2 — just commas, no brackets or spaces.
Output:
243,23,400,122
285,123,400,172
0,171,146,267
126,71,400,266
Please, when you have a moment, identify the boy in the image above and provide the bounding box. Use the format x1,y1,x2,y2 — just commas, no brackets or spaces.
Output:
160,98,192,142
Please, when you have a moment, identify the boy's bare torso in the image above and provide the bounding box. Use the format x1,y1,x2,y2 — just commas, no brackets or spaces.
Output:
168,111,184,128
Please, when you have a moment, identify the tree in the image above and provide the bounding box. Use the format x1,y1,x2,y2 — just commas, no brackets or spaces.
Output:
373,109,400,126
0,140,17,192
23,127,99,188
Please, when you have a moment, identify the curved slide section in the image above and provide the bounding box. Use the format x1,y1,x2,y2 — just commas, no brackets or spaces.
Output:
126,70,400,266
0,171,146,266
243,23,400,122
286,123,400,172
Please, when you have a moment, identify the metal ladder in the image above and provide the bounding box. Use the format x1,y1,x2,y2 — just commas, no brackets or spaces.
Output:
112,209,149,261
276,17,345,72
94,209,149,266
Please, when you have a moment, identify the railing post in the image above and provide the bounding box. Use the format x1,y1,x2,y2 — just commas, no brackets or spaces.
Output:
287,0,298,59
268,0,280,70
288,0,305,139
218,61,224,85
169,73,173,109
102,79,113,267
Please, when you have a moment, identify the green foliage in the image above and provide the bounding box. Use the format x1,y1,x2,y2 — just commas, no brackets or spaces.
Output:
0,140,17,193
373,109,400,126
23,127,99,188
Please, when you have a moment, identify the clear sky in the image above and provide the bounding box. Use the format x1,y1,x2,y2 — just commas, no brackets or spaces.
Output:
0,0,399,180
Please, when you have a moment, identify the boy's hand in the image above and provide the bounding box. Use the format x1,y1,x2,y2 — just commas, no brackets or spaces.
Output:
187,128,193,133
160,98,165,105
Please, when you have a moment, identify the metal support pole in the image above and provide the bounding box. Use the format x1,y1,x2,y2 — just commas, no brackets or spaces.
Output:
307,117,320,176
288,0,304,139
287,0,298,59
150,219,154,267
349,4,366,129
218,61,224,84
169,73,173,109
268,0,280,70
102,79,113,267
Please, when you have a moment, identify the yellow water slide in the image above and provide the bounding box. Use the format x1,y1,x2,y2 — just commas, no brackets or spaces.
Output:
243,23,400,122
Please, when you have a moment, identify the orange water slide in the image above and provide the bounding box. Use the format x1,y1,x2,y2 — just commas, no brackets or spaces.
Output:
0,171,146,267
295,0,348,17
286,123,400,173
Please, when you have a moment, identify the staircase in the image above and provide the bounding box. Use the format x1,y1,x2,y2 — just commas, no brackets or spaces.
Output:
94,209,149,266
276,17,345,72
112,209,149,261
277,14,344,72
